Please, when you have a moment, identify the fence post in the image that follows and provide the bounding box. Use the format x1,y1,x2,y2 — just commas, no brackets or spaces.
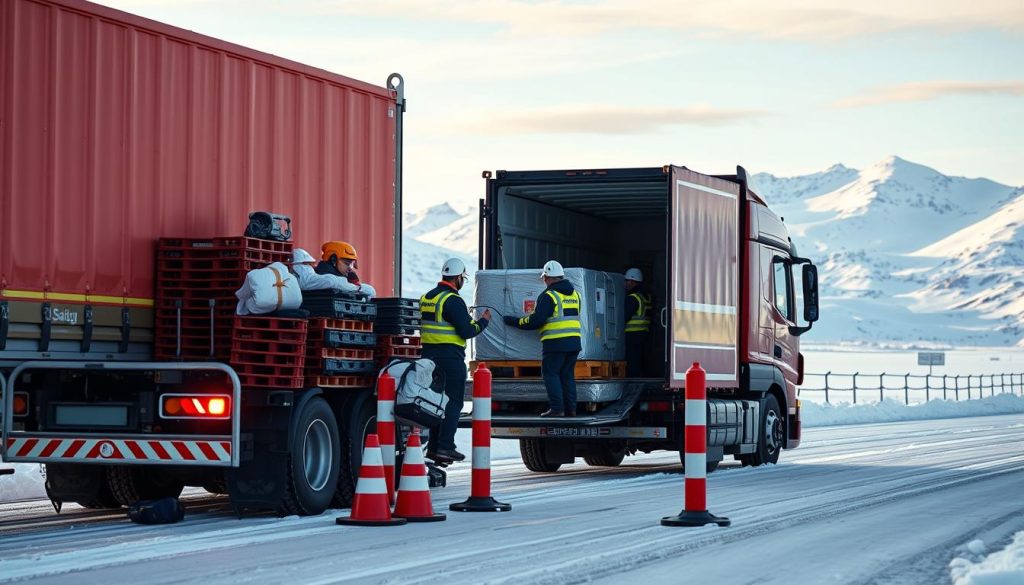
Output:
925,375,930,403
904,373,910,405
824,371,831,404
942,374,947,401
955,375,960,401
852,372,858,404
967,375,972,400
879,372,885,403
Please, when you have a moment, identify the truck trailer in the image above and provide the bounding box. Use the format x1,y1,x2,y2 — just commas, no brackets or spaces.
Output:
471,166,820,472
1,0,405,515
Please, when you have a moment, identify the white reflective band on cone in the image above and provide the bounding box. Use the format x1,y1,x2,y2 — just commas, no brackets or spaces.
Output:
356,477,389,494
472,447,490,469
399,475,430,492
404,448,425,465
473,398,491,418
685,400,706,425
378,404,394,423
684,453,707,479
381,445,396,465
361,449,383,466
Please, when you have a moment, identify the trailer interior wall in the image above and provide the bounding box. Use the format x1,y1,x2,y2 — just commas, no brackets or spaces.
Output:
0,0,398,305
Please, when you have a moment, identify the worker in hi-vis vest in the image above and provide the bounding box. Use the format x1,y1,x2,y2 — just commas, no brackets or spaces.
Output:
420,258,490,463
623,267,653,378
504,260,582,417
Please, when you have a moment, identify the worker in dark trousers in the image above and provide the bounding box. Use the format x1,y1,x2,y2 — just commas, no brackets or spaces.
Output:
504,260,583,417
420,258,490,463
624,268,652,378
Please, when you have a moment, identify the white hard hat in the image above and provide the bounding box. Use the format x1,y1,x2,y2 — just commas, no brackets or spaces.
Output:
441,257,467,277
292,248,316,264
625,268,643,282
542,260,565,278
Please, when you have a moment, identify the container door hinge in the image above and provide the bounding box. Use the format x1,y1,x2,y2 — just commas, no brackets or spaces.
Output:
0,301,8,350
40,302,52,351
81,305,94,353
119,307,131,353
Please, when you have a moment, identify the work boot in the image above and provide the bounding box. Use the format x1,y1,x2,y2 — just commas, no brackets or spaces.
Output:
540,409,564,417
427,448,466,463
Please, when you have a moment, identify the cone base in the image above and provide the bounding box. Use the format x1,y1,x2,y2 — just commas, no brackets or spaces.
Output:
450,497,512,512
336,516,408,527
396,512,447,522
661,510,731,527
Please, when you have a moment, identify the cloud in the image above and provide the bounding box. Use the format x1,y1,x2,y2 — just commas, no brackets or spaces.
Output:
833,81,1024,108
302,0,1024,41
447,105,768,135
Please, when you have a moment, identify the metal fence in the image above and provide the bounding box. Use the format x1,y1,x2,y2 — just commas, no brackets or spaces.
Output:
798,372,1024,405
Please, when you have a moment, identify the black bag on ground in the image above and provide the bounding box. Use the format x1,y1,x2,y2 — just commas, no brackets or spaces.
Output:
384,359,449,429
128,497,185,525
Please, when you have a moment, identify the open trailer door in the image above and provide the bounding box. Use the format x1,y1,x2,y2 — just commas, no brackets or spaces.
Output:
668,167,740,388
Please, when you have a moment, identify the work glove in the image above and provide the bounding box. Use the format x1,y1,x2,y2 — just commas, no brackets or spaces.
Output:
503,315,518,326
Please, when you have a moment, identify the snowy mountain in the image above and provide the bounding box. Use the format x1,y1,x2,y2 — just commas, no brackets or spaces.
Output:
403,157,1024,347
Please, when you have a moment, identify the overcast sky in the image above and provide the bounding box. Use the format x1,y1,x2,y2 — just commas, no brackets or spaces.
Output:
99,1,1024,212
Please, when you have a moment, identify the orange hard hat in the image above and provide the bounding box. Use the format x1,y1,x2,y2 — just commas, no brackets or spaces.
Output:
321,241,358,261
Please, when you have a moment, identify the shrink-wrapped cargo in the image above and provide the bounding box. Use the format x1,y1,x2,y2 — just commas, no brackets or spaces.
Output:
471,268,625,361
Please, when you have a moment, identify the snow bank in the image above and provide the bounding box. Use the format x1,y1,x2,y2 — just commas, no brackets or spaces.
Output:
0,464,45,503
802,393,1024,428
950,532,1024,585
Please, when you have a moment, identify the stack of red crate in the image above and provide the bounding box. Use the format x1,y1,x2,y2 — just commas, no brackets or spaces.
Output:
305,318,376,389
375,334,422,368
154,237,292,361
230,316,308,388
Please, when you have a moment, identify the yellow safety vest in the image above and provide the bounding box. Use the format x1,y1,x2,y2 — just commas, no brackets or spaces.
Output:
538,290,582,342
420,290,465,347
625,292,652,333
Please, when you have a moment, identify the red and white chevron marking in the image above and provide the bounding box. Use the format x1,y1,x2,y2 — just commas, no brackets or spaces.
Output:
4,437,232,465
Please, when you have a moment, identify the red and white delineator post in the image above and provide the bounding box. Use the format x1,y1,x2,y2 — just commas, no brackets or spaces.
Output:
662,362,731,527
377,371,397,504
450,363,511,512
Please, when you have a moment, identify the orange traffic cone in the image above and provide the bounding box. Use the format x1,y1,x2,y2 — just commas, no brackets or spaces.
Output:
394,430,446,522
336,433,407,527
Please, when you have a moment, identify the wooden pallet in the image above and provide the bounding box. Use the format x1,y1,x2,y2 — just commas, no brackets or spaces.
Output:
471,360,627,379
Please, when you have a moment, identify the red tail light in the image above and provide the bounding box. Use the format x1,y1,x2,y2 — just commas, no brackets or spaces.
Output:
13,392,29,416
160,394,231,420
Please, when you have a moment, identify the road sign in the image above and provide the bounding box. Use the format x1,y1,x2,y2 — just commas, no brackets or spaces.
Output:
918,352,945,367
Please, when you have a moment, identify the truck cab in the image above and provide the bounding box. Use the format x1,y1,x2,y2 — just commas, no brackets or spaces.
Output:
471,165,819,472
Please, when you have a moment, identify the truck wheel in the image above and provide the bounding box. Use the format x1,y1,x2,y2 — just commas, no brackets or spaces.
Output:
106,466,185,506
44,464,121,509
520,439,561,473
202,472,228,495
741,394,784,467
335,393,375,508
279,396,341,516
583,446,625,467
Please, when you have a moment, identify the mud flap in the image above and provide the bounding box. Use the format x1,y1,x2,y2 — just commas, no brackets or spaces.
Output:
225,453,290,517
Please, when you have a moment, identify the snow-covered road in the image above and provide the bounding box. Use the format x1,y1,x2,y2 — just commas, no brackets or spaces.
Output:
1,414,1023,584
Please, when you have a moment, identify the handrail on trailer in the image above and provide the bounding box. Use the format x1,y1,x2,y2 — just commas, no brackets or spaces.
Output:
1,361,242,468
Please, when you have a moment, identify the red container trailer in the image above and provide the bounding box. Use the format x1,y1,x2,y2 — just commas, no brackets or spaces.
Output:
1,0,406,514
471,166,820,472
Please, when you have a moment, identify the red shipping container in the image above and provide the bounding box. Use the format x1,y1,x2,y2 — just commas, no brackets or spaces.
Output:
0,0,401,358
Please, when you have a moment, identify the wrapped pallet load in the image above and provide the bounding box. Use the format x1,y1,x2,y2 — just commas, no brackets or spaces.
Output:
235,262,303,315
472,268,626,361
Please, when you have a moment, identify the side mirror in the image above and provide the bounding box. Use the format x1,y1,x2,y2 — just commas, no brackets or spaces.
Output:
802,264,819,323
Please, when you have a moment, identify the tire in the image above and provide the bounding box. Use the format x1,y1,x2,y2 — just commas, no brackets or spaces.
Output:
520,439,561,473
106,466,185,506
44,464,121,509
202,472,228,495
741,394,784,467
583,446,625,467
278,396,342,516
335,393,375,508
